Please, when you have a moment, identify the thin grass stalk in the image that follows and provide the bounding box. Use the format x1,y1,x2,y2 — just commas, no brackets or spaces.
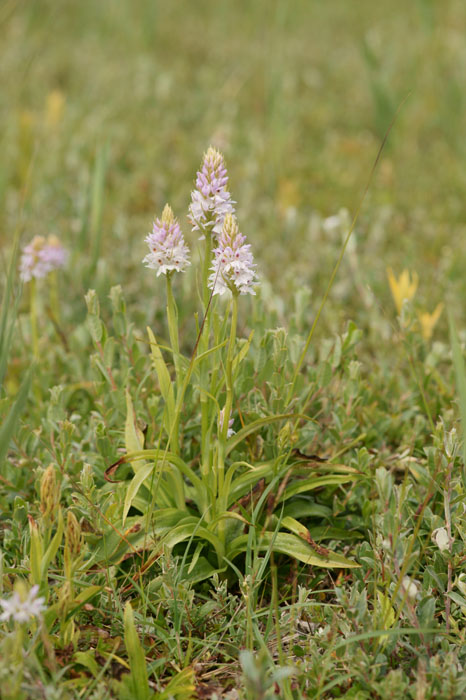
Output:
30,277,39,360
49,269,60,324
444,460,453,633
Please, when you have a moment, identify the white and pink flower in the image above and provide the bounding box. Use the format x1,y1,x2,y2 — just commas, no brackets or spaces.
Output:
188,146,235,238
19,235,68,282
209,214,257,297
143,204,190,276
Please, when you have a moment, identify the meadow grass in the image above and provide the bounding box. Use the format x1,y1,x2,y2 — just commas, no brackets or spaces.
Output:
1,1,466,698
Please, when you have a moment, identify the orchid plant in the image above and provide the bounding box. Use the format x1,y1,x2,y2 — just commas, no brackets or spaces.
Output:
92,147,359,582
19,234,68,359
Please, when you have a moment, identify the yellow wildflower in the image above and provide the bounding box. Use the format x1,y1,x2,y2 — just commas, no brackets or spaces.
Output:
418,303,444,340
45,90,65,127
387,268,418,314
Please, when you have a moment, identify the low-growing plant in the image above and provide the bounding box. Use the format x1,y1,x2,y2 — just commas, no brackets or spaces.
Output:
85,147,361,587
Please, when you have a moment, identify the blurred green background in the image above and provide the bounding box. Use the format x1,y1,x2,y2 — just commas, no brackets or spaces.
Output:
1,0,466,332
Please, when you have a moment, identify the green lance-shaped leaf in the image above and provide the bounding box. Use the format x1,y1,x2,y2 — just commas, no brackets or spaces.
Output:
125,389,146,469
232,330,254,373
273,516,363,542
227,460,278,507
123,462,155,526
160,521,224,559
277,474,357,502
228,531,359,569
121,450,206,524
147,326,175,432
28,516,43,586
88,510,193,566
157,666,196,699
124,602,152,700
225,412,312,456
41,508,64,581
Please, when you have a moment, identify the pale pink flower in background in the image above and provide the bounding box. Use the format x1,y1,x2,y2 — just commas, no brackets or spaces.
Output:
43,234,68,269
19,235,68,282
143,204,190,276
209,213,257,297
0,584,46,623
188,146,235,238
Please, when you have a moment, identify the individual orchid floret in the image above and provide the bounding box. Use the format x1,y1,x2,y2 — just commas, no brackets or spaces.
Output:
218,407,235,438
188,146,235,238
209,213,257,297
0,583,46,623
19,235,68,283
143,204,190,276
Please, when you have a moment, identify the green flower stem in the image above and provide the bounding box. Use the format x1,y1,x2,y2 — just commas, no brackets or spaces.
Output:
217,293,238,534
30,278,39,360
166,273,181,383
49,270,60,324
165,275,184,500
200,232,213,478
222,294,238,439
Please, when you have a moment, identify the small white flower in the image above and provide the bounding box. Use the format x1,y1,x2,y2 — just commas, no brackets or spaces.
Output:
322,214,342,233
0,584,46,623
432,527,451,552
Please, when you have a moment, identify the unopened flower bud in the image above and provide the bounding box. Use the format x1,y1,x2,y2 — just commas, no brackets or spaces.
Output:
444,427,457,460
40,465,60,522
65,511,82,560
277,422,298,452
80,463,94,492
